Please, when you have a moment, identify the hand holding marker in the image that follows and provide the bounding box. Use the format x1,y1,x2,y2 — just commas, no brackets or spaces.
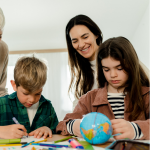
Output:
12,117,28,138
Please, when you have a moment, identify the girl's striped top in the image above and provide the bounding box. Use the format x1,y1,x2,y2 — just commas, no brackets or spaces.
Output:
107,92,125,119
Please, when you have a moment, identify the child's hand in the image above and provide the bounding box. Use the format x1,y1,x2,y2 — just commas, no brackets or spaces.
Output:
0,124,27,139
28,126,52,139
73,119,82,137
111,119,135,140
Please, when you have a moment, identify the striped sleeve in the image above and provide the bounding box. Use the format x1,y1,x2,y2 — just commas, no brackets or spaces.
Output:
67,119,76,135
130,122,143,139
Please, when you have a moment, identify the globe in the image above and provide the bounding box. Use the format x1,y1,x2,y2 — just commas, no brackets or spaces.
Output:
80,112,113,144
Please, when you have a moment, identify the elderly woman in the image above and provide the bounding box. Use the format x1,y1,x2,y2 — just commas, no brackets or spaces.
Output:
0,8,8,96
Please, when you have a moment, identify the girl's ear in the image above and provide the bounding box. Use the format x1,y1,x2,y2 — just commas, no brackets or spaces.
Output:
10,80,17,91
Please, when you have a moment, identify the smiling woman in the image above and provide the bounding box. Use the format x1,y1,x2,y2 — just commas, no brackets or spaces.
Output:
66,15,103,110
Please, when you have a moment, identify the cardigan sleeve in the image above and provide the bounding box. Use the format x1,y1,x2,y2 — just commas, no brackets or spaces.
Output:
133,92,150,140
56,94,89,135
0,41,8,97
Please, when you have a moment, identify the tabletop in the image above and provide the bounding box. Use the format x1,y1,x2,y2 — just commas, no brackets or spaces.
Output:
46,134,112,148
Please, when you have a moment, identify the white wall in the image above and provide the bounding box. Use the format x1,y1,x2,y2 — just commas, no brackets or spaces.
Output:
131,5,149,69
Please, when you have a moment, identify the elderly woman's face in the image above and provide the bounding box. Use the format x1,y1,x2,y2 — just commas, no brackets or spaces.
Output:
0,29,2,40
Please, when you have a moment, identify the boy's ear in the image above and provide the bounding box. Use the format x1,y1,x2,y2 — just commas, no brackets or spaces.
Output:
10,80,17,91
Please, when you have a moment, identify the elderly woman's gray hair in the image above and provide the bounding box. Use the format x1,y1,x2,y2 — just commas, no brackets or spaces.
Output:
0,8,5,30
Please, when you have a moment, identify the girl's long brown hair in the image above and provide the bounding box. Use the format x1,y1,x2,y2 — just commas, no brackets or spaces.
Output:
66,14,103,99
96,37,149,121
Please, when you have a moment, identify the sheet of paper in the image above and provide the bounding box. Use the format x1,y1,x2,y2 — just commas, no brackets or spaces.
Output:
21,135,44,143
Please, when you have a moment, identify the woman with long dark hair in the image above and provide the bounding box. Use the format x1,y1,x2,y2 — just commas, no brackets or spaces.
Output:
66,14,103,110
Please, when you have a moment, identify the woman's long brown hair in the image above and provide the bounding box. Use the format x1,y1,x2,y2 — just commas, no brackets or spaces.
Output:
96,37,149,121
66,14,103,99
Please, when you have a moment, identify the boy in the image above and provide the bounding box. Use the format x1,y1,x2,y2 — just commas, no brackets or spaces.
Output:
0,56,59,139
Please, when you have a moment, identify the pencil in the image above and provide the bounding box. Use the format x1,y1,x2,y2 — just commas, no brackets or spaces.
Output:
21,140,35,148
54,136,74,143
0,144,22,146
33,139,47,143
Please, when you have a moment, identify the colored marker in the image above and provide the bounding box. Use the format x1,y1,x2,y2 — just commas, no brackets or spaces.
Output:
54,136,74,143
68,139,84,149
12,117,28,138
0,144,22,147
31,143,69,148
0,139,27,144
33,139,47,143
21,141,35,148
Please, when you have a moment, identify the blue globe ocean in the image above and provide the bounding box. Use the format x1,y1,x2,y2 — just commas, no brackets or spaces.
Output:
80,112,113,144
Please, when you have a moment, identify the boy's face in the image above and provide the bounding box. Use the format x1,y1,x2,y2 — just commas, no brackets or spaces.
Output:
11,80,42,108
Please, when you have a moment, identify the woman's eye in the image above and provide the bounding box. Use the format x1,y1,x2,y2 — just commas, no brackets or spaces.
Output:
84,36,88,39
72,41,77,44
118,68,123,70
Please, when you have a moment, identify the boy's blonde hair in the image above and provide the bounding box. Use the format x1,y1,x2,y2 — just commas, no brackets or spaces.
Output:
14,56,47,93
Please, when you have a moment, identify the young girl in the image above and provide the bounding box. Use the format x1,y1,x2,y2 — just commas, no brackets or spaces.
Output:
56,36,149,140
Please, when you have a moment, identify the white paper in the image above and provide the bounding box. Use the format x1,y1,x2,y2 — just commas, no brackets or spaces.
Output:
21,135,44,143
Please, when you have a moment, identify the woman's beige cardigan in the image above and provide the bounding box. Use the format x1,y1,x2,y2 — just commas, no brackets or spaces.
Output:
0,40,8,97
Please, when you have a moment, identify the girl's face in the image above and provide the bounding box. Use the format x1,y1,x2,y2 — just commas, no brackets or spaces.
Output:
101,56,128,93
69,25,99,61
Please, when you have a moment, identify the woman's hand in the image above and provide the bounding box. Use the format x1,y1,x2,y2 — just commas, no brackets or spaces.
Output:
111,119,135,140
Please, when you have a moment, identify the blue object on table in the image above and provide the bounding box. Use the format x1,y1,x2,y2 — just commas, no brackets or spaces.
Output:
31,143,69,148
80,112,113,144
21,141,35,148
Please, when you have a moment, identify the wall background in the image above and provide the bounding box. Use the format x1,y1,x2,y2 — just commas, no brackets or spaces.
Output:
0,0,149,70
